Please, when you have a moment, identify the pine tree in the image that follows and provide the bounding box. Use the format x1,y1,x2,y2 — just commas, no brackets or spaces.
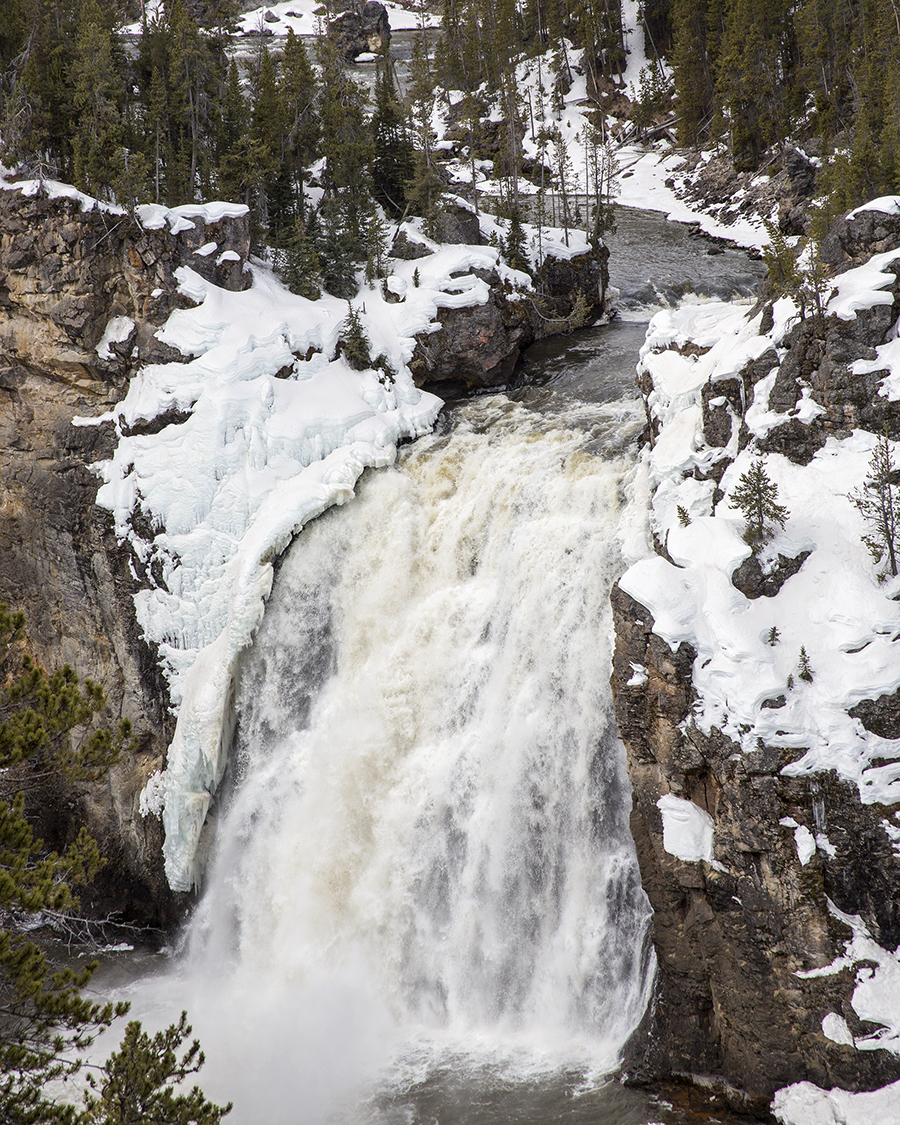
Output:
317,33,373,243
81,1013,231,1125
730,453,789,546
503,208,529,272
0,604,133,1123
338,303,372,370
316,195,360,299
715,0,798,169
71,0,127,200
0,607,230,1122
851,428,900,578
279,29,319,217
370,45,414,217
280,215,322,300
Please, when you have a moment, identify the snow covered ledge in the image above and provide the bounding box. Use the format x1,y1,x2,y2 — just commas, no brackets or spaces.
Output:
76,232,528,890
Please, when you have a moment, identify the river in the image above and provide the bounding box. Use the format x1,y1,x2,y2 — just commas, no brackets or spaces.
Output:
90,207,765,1125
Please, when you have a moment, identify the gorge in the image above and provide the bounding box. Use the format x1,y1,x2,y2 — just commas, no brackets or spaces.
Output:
4,173,900,1125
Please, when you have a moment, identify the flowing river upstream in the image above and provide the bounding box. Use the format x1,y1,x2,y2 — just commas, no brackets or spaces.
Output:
91,208,765,1125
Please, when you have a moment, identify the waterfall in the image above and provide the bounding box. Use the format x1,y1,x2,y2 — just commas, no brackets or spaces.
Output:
133,392,654,1124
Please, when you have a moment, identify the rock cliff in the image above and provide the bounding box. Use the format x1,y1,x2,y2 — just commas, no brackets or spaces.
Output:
0,182,251,926
612,200,900,1115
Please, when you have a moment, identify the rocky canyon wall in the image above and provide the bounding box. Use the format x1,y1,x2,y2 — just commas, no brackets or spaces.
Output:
612,202,900,1115
0,182,251,925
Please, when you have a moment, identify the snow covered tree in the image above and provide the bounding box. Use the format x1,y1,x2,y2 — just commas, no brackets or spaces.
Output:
851,429,900,578
731,453,789,546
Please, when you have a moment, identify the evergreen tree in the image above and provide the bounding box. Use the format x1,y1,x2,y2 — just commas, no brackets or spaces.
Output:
71,0,127,199
281,215,322,300
715,0,798,169
338,303,372,370
81,1013,231,1125
503,208,529,272
731,453,790,546
0,605,133,1123
370,45,414,216
317,34,372,220
279,29,319,217
851,428,900,578
670,0,722,146
0,607,230,1123
316,194,360,299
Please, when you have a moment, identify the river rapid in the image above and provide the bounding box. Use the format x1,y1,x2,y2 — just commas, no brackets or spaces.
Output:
89,207,765,1125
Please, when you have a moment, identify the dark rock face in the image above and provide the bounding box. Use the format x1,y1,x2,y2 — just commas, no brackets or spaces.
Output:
672,146,818,238
409,269,532,398
611,584,900,1115
0,184,251,926
731,550,811,599
408,239,610,399
327,0,390,60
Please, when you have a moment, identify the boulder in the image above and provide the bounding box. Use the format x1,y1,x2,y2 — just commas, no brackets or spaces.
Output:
327,0,390,60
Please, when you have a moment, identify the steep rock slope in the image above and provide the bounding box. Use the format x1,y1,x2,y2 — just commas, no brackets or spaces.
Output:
0,181,251,924
612,199,900,1115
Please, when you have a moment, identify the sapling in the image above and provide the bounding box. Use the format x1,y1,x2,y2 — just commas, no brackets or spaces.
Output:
851,428,899,578
766,625,780,646
798,646,814,682
677,505,691,527
731,453,789,547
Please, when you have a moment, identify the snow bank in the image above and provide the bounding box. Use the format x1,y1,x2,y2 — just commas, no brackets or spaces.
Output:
78,233,528,891
774,1079,900,1125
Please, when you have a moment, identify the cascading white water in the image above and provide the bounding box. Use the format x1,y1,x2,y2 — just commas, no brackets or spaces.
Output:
122,390,654,1123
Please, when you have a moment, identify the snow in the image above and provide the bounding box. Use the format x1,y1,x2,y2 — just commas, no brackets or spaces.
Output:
613,198,900,1121
135,201,248,233
774,1079,900,1124
793,824,816,866
124,0,441,36
656,794,715,863
619,278,900,809
95,316,135,360
4,175,125,214
821,1012,855,1047
627,663,648,687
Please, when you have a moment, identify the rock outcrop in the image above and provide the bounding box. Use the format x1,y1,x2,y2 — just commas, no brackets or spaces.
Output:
0,183,251,926
612,202,900,1115
327,0,390,60
401,209,610,399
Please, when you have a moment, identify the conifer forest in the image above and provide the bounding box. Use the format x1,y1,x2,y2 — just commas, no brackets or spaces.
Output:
1,0,899,296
